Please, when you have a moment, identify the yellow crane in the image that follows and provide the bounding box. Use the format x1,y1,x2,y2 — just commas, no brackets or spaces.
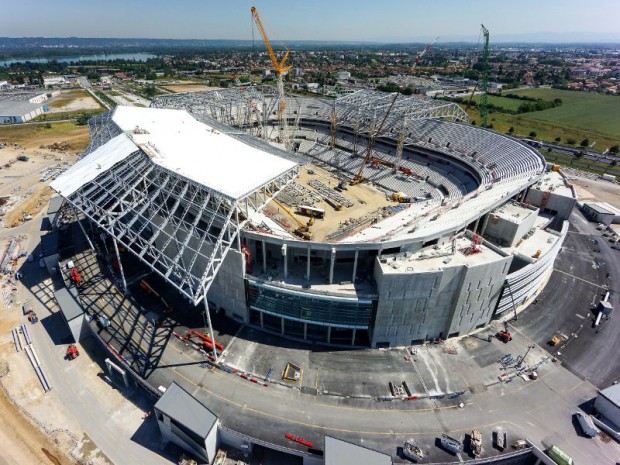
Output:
251,6,293,149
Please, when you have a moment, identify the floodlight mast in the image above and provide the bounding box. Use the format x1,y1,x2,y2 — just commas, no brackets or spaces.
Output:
251,6,293,149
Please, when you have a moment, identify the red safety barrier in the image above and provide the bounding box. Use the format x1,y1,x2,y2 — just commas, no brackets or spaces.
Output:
285,434,314,448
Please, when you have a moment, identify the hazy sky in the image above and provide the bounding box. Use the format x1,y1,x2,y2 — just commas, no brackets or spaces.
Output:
2,0,620,42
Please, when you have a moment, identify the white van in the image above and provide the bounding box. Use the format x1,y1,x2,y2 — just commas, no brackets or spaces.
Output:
574,411,598,437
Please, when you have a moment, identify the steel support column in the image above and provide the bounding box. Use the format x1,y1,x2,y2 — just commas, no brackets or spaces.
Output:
203,288,219,362
112,236,127,292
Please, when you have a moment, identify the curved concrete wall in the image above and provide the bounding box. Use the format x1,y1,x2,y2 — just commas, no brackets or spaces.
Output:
495,221,569,314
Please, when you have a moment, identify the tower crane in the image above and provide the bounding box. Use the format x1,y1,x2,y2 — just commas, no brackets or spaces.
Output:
350,91,399,186
412,36,438,71
251,6,293,149
479,24,490,127
392,37,437,173
464,25,490,126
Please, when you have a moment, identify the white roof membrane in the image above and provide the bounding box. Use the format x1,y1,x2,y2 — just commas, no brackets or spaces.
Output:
112,106,297,199
50,133,137,197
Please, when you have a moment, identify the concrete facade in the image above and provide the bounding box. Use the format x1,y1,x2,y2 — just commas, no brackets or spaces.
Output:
371,240,512,347
208,249,247,322
484,202,538,247
525,171,576,222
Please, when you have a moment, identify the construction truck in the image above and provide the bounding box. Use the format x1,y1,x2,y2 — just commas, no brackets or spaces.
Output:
390,192,412,203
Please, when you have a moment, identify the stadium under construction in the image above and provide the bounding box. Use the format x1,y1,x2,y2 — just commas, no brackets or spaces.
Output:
51,87,576,349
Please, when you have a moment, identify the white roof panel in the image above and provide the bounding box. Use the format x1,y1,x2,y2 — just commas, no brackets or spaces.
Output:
325,436,392,465
112,106,297,199
50,134,137,197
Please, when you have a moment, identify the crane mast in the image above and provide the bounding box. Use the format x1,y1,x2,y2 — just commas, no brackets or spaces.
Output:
480,24,490,128
251,6,293,149
350,92,399,185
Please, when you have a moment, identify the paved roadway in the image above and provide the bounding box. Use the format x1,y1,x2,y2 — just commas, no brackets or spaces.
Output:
515,208,620,388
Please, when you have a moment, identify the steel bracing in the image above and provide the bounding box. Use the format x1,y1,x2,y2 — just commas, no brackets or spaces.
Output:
152,87,468,144
61,146,298,306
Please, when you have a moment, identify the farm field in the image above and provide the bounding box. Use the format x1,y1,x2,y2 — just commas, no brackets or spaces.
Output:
510,87,620,141
463,88,620,149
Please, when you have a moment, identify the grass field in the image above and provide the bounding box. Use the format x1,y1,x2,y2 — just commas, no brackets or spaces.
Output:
511,88,620,141
469,94,525,111
463,88,620,150
0,121,90,151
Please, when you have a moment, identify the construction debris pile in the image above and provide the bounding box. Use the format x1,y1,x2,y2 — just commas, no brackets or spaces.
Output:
46,141,72,152
325,205,401,241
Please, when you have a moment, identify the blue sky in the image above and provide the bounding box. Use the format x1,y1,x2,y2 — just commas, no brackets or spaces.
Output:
2,0,620,42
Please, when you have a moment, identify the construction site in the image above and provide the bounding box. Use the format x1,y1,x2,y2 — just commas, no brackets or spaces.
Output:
0,7,619,465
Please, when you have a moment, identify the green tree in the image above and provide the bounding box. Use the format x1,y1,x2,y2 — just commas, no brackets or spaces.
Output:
76,112,91,126
508,126,514,134
580,138,590,147
554,137,561,143
609,145,619,154
143,86,158,98
529,131,537,138
566,137,576,145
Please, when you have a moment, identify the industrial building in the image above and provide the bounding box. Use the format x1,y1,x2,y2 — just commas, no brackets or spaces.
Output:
0,91,49,124
581,202,620,226
50,87,576,349
595,384,620,429
154,382,220,463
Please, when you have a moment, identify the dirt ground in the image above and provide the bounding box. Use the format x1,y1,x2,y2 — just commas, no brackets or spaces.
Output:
47,90,102,114
0,304,78,465
0,382,79,465
0,123,85,228
266,163,392,241
160,84,222,93
569,176,620,209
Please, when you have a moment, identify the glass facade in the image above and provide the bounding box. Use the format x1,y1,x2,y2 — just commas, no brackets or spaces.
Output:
247,281,373,329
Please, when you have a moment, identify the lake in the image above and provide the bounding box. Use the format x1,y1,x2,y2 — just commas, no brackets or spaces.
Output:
0,53,158,67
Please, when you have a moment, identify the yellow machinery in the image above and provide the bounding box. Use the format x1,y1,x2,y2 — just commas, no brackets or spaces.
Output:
251,6,293,149
390,192,412,203
269,195,314,240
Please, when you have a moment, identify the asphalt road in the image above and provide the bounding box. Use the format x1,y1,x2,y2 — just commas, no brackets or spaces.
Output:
514,208,620,388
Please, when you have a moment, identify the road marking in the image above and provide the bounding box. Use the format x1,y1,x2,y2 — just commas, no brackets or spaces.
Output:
569,380,584,392
172,367,521,436
554,269,605,289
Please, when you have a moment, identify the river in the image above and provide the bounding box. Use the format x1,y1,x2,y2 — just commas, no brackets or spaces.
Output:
0,53,157,67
